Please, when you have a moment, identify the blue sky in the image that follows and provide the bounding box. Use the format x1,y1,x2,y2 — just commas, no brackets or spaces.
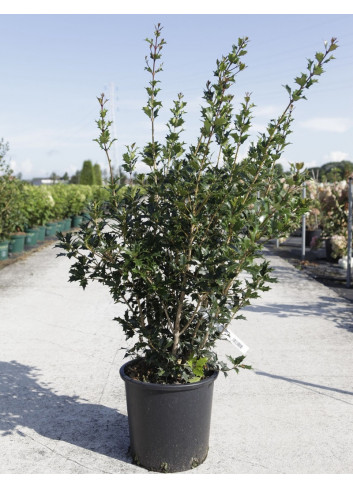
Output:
0,6,352,179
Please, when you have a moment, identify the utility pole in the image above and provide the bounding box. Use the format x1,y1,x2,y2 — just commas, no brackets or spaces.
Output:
301,182,306,261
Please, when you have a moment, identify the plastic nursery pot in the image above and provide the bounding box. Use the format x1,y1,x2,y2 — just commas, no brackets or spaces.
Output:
305,228,321,247
45,222,57,236
64,218,71,231
120,360,218,473
71,215,83,228
81,212,90,223
0,240,10,260
25,230,37,248
54,221,64,232
325,238,339,263
27,228,39,245
9,233,26,254
36,226,46,242
59,220,67,231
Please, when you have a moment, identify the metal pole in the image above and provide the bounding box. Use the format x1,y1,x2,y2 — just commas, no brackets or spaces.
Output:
301,182,306,261
347,177,353,288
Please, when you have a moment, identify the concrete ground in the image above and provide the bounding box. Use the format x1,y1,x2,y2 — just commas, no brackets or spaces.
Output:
0,241,353,474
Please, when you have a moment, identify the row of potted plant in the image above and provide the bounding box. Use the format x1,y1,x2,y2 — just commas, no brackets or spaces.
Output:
0,178,109,261
305,179,349,260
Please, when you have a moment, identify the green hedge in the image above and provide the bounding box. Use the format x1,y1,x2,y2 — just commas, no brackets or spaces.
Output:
0,182,111,239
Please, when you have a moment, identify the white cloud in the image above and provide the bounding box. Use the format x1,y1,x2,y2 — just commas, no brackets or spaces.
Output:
9,158,34,178
324,151,350,162
300,117,352,133
253,105,282,118
9,127,96,150
250,123,267,133
304,160,318,168
154,122,168,136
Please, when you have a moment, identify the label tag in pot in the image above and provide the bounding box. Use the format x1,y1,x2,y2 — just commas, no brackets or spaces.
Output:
223,329,249,354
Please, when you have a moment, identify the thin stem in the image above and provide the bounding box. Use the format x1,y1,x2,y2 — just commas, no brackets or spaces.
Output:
179,295,204,335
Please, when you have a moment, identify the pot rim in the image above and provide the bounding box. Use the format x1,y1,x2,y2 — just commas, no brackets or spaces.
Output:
120,358,218,391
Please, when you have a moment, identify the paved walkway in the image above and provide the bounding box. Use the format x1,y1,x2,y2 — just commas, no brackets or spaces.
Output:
0,242,353,474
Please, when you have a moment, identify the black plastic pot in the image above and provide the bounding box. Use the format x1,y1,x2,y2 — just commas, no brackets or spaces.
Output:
120,360,218,473
305,228,321,247
325,237,339,263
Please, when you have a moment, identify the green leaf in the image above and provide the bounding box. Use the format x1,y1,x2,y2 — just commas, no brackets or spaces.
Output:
283,84,292,96
188,376,202,383
143,106,152,118
187,356,208,377
315,52,324,62
214,117,228,127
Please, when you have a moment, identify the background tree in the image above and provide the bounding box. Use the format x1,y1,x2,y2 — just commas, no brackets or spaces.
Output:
274,163,284,177
93,163,102,185
70,170,81,184
307,160,353,182
49,172,60,183
80,160,94,185
116,166,128,185
101,168,109,184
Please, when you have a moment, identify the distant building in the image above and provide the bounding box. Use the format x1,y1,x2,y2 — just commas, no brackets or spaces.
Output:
31,178,68,186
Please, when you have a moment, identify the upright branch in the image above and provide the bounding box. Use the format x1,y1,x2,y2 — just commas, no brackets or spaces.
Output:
94,94,117,195
189,38,248,212
163,93,187,173
142,23,166,180
241,37,339,206
193,38,248,160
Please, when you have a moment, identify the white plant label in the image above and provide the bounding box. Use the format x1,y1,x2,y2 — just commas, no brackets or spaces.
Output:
223,329,249,354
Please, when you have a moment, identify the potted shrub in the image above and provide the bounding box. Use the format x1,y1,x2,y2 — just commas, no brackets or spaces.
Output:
57,26,337,472
0,140,25,259
318,180,348,261
48,184,69,232
8,204,27,255
5,180,27,255
25,185,56,240
16,185,53,246
304,179,322,247
66,185,93,227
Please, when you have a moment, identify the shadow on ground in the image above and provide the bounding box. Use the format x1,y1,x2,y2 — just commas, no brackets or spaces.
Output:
0,360,131,463
255,370,353,405
245,264,353,333
266,241,353,304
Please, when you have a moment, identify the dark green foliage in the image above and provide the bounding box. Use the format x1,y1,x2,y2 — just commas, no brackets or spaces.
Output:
0,140,25,239
80,160,94,185
308,160,353,182
56,26,337,384
93,163,103,185
70,170,81,184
